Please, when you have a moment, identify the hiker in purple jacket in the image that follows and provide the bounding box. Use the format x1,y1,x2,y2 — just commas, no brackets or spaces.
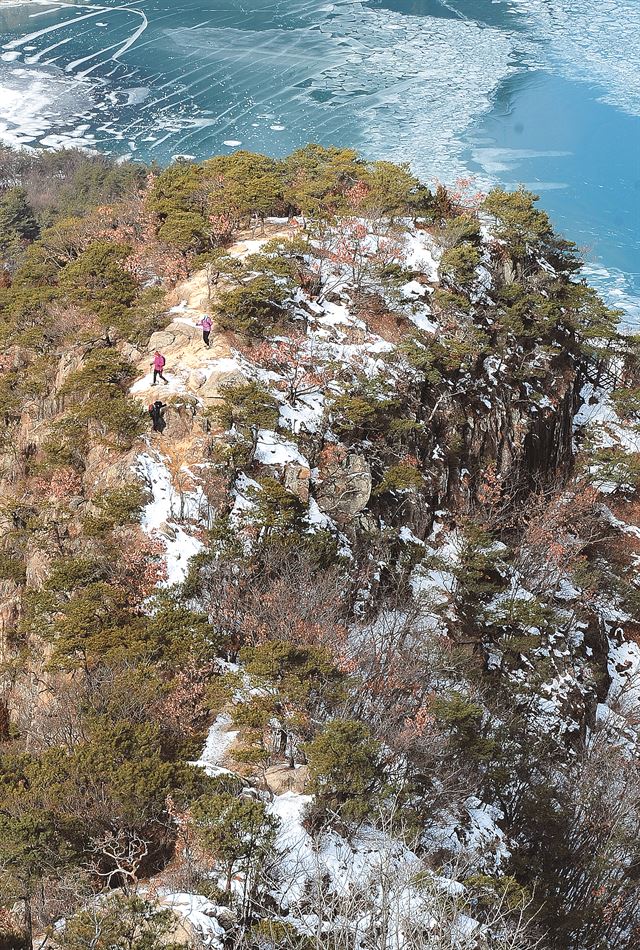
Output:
197,315,212,348
151,351,168,385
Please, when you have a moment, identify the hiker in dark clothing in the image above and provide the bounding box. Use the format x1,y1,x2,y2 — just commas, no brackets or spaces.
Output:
151,350,169,385
197,315,212,347
149,400,166,433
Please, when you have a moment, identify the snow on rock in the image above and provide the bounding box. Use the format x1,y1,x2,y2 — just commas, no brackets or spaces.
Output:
267,791,488,942
594,701,639,756
164,530,202,586
279,392,325,434
254,429,309,467
423,798,510,876
410,563,455,605
399,526,425,546
320,299,364,329
230,472,261,520
555,577,582,601
601,505,640,540
268,791,315,904
408,308,438,333
403,228,441,281
158,892,226,949
136,452,204,586
573,383,640,750
483,354,502,383
574,383,640,457
464,799,512,869
268,790,421,904
607,639,640,717
191,712,238,778
306,496,334,530
409,529,467,605
402,279,428,299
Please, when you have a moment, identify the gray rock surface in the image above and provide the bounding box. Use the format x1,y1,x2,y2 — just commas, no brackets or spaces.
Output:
316,452,372,524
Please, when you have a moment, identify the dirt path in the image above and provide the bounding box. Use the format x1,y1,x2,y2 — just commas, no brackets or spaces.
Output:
130,224,294,411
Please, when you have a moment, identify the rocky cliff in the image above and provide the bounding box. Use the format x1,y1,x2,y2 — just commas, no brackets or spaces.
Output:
0,150,638,949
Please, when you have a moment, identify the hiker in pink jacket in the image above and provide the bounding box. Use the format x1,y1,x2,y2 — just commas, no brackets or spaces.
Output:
151,350,168,385
197,315,212,348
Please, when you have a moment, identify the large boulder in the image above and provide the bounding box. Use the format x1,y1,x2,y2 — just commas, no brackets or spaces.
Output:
284,462,311,504
148,320,199,354
197,368,246,406
119,341,143,364
316,452,372,525
160,401,197,439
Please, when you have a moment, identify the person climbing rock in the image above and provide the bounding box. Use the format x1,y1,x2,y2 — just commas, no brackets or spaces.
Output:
149,400,166,433
197,315,212,348
151,350,168,385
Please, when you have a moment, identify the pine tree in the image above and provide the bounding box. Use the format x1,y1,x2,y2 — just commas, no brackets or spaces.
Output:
304,719,385,827
0,187,39,260
191,790,279,895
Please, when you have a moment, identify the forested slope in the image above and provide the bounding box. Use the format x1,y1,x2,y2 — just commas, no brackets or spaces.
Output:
0,145,638,949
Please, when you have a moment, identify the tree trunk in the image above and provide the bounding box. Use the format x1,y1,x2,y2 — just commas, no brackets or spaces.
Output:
24,896,33,950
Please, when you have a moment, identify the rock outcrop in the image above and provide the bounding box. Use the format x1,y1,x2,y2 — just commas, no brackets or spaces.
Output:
316,453,372,525
284,462,311,504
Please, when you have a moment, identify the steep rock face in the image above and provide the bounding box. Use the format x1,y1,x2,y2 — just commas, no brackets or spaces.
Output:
52,345,90,394
24,547,51,590
0,343,130,689
524,370,581,478
465,366,577,486
382,359,580,540
82,443,140,493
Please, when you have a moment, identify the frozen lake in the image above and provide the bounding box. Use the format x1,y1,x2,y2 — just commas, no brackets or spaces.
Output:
1,0,639,322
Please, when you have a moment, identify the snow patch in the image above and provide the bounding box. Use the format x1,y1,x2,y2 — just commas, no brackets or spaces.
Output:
191,712,238,778
254,430,309,467
158,892,225,949
136,452,204,585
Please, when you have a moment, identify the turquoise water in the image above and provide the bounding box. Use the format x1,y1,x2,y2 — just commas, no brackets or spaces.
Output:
463,68,640,323
0,0,639,322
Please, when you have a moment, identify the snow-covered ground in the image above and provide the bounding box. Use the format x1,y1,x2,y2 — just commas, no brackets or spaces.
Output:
254,429,309,468
183,704,509,947
190,711,238,778
136,452,205,585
